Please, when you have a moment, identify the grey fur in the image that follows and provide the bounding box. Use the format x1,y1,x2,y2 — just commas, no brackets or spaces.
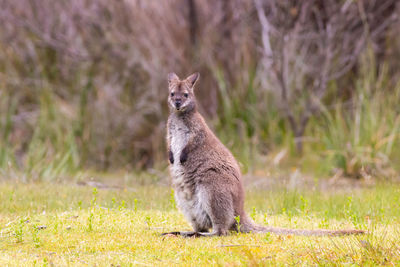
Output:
164,73,364,237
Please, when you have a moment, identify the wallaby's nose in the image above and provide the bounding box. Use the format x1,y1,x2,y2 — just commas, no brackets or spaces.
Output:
175,99,182,108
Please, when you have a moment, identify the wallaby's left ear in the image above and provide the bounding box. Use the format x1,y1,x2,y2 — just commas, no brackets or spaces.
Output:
185,72,200,87
168,72,180,85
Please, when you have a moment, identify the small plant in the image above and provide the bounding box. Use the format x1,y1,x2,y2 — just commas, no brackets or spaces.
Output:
118,200,126,211
318,211,329,229
14,218,25,243
91,187,98,206
287,210,293,224
42,257,49,267
134,199,138,212
250,207,257,221
111,197,116,208
87,187,98,232
345,196,359,226
263,213,269,225
264,232,273,244
282,207,294,225
299,195,309,215
234,215,241,232
31,224,41,248
87,211,94,232
144,215,152,228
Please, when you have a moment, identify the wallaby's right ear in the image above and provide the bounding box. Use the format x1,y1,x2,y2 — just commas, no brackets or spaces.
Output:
168,73,179,85
185,72,200,88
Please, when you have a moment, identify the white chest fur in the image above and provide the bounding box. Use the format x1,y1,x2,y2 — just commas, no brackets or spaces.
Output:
169,118,190,186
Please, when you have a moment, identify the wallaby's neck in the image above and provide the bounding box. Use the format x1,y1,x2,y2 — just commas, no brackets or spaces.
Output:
170,106,197,123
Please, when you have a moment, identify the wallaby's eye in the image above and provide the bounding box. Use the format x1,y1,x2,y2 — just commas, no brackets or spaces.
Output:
170,92,175,97
184,93,189,98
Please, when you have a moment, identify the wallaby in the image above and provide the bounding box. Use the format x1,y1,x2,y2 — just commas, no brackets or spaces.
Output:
163,72,364,237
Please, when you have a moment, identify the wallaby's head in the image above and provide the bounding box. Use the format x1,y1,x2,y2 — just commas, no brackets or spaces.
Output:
168,72,200,113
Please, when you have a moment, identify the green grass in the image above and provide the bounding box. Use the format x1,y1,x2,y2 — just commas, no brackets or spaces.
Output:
1,51,400,180
0,180,399,266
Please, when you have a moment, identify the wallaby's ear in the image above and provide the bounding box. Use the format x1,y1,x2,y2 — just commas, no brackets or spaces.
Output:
185,72,200,88
168,73,179,85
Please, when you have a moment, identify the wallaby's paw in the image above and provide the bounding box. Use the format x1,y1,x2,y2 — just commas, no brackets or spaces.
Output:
168,150,174,164
179,151,188,163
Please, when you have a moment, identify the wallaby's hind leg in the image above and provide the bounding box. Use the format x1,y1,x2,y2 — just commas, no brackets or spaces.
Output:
203,186,235,236
190,214,211,233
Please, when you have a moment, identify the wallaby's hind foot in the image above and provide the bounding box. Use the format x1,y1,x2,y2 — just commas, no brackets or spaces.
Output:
161,231,208,238
161,230,228,238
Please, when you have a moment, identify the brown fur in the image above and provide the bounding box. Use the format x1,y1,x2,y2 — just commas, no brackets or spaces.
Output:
163,72,364,237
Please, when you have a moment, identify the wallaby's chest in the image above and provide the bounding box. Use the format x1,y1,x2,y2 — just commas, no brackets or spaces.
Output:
169,119,190,162
168,118,191,189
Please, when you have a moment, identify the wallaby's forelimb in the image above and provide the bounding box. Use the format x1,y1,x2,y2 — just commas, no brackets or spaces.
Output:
168,149,174,164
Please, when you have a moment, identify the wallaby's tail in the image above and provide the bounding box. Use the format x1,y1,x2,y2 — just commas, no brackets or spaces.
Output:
240,216,365,236
249,224,365,236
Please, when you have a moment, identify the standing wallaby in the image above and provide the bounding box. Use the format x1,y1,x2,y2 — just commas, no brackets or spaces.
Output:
163,72,364,237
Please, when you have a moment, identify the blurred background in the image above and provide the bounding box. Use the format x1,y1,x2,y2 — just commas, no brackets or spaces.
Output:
0,0,400,183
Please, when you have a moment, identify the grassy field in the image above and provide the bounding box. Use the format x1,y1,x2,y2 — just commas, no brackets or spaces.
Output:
0,180,399,266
